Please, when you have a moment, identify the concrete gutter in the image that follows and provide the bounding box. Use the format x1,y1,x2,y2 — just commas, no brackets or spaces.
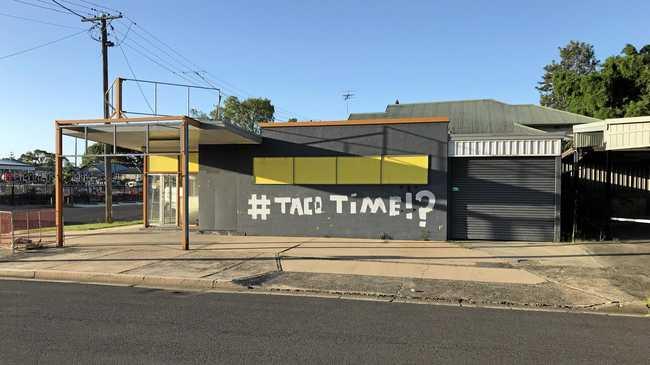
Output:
1,268,647,317
0,269,238,291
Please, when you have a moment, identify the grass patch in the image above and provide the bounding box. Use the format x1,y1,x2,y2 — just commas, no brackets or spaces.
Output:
40,220,142,232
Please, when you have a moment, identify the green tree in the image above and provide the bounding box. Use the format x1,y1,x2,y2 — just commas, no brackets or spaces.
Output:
537,41,599,109
19,149,57,168
81,143,142,170
215,96,275,129
538,42,650,119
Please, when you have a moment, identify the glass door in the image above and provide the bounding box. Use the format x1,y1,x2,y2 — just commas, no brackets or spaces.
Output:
148,174,177,226
161,174,177,225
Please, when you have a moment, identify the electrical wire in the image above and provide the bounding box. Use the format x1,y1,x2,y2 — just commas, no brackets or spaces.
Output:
116,25,208,87
50,0,88,18
0,11,85,29
11,0,71,15
122,17,310,120
76,0,121,13
0,29,87,61
112,31,203,87
118,43,155,114
56,0,97,12
120,42,202,87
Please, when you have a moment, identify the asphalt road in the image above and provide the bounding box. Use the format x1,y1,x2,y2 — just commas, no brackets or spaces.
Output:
0,281,647,364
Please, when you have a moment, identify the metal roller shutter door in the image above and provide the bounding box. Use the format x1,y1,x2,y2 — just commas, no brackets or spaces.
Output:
450,157,557,241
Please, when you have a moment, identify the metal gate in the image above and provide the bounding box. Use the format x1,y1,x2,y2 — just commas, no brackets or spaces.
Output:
449,157,559,241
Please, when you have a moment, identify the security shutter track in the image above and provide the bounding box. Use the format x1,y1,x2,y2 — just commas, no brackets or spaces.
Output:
450,157,557,241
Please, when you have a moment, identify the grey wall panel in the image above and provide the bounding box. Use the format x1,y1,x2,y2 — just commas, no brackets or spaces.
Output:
199,122,448,240
450,157,558,241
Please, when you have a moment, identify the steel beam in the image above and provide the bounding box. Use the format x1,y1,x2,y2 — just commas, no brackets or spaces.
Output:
55,123,64,247
143,156,149,228
180,119,190,250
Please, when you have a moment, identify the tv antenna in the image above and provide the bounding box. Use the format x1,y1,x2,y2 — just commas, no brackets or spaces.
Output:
342,90,356,116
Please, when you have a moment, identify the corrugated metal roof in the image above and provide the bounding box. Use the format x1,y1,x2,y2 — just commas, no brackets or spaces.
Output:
349,99,600,135
0,159,34,170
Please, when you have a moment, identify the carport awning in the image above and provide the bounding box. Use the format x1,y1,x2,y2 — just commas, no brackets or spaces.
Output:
59,116,261,153
574,116,650,151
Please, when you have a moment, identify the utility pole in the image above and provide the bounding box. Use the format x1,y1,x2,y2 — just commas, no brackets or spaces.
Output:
82,13,122,223
342,90,355,117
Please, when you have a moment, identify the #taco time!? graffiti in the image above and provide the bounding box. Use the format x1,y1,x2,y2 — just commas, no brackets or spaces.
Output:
247,190,436,228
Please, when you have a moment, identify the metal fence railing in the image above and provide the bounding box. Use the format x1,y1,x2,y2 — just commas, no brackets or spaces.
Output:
0,209,57,250
0,211,14,249
0,183,142,206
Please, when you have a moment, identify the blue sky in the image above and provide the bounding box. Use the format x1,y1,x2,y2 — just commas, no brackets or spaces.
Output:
1,0,648,158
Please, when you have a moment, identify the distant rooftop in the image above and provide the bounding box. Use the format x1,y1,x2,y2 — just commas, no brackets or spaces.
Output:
0,159,35,171
349,99,601,135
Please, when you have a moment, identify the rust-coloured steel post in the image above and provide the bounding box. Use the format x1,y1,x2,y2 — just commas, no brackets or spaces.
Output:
114,77,123,118
55,123,64,247
143,155,149,228
180,119,190,250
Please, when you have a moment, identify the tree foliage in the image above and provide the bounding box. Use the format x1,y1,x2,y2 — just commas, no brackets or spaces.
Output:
19,149,58,168
192,96,276,131
81,143,142,169
538,41,650,119
217,96,275,129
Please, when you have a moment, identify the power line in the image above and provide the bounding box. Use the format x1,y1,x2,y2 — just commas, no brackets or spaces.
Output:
50,0,88,18
0,29,87,61
76,0,121,13
120,42,202,87
0,11,85,29
57,0,97,12
117,44,155,114
112,28,205,87
113,24,208,87
121,17,310,120
11,0,71,15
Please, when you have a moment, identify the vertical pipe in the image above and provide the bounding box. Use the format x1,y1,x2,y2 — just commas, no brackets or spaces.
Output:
571,149,579,243
26,211,30,242
115,77,123,118
187,87,191,116
38,210,42,243
10,213,15,252
605,151,612,240
176,156,181,228
145,124,150,153
181,119,190,250
154,83,158,116
55,124,64,247
143,155,149,228
113,125,117,154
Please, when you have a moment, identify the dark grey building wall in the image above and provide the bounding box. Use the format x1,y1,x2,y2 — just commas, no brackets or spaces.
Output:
449,157,560,242
199,122,448,240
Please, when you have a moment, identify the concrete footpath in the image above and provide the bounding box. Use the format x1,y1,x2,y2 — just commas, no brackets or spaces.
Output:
0,226,648,315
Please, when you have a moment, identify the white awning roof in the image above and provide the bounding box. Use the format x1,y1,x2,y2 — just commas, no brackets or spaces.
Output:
573,116,650,151
449,134,562,157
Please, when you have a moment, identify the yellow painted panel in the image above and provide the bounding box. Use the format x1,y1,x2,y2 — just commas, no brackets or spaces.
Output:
189,153,199,173
148,153,199,173
254,157,293,184
294,157,336,184
381,155,429,184
337,156,381,184
149,155,178,173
